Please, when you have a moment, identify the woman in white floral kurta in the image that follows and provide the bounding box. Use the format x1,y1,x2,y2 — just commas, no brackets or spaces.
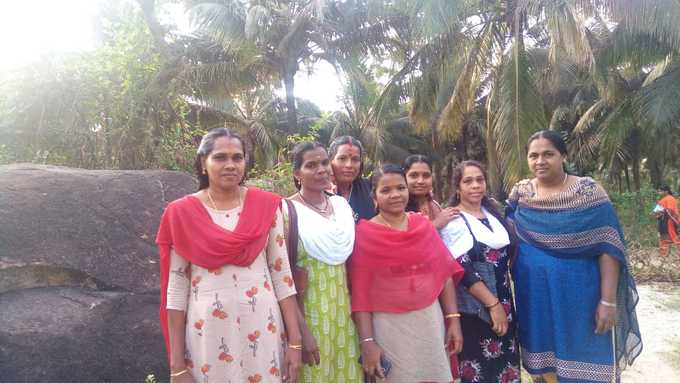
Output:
167,203,297,383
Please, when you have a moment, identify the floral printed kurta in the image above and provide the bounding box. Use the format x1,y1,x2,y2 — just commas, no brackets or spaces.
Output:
167,204,296,383
456,218,520,383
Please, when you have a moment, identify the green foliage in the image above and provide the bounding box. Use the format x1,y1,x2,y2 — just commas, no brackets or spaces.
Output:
1,0,680,208
247,129,321,196
0,1,192,170
248,161,296,197
0,144,14,165
609,187,660,248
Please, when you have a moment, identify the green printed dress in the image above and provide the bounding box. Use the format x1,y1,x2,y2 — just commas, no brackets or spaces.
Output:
284,196,363,383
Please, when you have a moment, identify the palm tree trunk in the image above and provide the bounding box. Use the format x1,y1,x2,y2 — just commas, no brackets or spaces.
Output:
485,124,504,200
646,155,665,188
632,157,641,192
283,71,297,133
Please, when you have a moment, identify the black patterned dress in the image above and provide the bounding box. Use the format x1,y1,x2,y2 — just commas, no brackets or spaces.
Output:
457,218,521,383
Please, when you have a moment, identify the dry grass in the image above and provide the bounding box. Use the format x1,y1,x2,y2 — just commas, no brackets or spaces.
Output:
628,246,680,282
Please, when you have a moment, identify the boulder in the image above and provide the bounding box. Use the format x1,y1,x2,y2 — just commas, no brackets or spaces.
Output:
0,164,197,382
0,287,165,383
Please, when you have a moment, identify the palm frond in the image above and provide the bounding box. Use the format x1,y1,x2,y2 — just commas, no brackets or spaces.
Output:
608,0,680,54
245,5,270,40
186,2,247,48
437,23,495,140
489,39,548,190
597,99,636,175
634,60,680,128
569,99,608,169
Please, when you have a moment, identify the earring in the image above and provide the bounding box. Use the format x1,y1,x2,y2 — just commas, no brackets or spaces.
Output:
202,169,207,175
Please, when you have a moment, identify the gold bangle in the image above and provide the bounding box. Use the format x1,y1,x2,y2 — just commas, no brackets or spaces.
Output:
170,368,189,377
600,300,617,308
288,344,303,350
486,300,501,309
445,313,461,319
360,337,375,343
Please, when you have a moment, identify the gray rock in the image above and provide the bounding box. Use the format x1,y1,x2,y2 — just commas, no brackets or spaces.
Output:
0,287,166,383
0,164,197,383
0,163,196,294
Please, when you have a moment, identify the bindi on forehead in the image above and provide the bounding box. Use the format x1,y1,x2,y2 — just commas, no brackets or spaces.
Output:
338,144,360,155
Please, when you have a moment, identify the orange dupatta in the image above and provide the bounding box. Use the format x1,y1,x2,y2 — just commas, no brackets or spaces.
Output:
659,195,680,243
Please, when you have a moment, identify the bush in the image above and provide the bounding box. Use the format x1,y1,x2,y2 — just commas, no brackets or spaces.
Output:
609,187,659,249
248,161,296,197
247,130,321,197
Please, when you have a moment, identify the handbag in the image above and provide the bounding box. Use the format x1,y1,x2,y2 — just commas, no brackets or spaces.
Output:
284,199,309,296
455,215,499,325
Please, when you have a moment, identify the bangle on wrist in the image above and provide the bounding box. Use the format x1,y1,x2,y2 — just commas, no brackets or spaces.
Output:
445,313,461,319
170,368,189,377
288,344,303,350
360,337,375,343
486,300,501,309
600,300,617,308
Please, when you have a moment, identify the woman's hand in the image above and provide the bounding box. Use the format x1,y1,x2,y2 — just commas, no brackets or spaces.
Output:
489,303,509,336
446,318,464,354
595,302,617,334
170,369,196,383
301,323,320,365
433,207,460,229
360,341,386,380
282,347,302,383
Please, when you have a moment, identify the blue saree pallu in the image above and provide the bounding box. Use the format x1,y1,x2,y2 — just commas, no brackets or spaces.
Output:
507,178,642,383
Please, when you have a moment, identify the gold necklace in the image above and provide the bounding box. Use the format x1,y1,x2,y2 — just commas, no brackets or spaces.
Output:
298,191,331,214
206,188,242,211
535,173,568,198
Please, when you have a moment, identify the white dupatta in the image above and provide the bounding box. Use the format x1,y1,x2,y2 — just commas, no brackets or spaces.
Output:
290,195,355,265
440,207,510,258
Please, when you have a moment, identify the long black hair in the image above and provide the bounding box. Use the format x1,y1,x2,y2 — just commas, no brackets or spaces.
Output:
291,141,327,190
403,154,434,212
660,185,674,196
194,128,247,190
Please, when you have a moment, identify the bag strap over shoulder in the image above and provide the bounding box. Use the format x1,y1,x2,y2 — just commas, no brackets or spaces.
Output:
459,214,479,245
284,199,299,268
460,214,486,262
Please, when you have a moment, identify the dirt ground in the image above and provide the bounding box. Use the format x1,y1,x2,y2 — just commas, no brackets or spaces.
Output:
620,282,680,382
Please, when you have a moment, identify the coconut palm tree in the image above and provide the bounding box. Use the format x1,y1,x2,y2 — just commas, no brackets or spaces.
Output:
568,0,680,190
184,0,332,133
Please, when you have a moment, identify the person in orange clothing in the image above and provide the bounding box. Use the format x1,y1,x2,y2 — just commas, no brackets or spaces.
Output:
655,185,680,256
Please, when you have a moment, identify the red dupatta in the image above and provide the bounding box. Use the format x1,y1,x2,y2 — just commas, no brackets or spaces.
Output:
156,187,281,360
349,213,464,313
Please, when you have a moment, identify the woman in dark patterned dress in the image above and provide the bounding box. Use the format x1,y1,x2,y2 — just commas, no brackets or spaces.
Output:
440,160,521,383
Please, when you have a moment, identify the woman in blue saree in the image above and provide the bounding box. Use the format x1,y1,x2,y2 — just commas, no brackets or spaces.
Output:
507,130,641,383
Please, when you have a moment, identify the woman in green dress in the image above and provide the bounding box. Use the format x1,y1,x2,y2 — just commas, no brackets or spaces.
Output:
283,141,363,382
